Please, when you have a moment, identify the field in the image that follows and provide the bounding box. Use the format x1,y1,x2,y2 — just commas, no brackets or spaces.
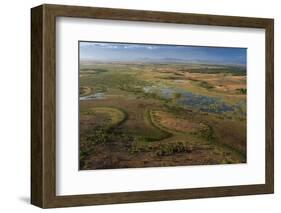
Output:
79,62,246,170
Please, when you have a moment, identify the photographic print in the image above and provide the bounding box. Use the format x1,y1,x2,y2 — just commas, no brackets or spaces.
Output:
79,41,247,170
31,5,274,207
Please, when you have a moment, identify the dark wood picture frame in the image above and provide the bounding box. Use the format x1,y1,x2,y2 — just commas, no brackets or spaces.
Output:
31,4,274,208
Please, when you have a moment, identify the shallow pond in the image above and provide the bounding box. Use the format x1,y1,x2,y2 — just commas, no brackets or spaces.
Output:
143,86,236,114
80,92,106,101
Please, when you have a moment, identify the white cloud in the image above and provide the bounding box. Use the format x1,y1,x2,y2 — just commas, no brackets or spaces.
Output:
80,42,161,50
146,46,158,50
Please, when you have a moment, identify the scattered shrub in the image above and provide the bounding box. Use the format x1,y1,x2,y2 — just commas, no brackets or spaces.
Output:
197,123,215,141
155,142,192,156
199,81,214,89
236,88,247,94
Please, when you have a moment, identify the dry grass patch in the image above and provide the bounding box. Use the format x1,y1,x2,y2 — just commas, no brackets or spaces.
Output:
151,110,200,133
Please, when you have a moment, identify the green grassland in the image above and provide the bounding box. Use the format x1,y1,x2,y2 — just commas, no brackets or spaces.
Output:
79,62,246,170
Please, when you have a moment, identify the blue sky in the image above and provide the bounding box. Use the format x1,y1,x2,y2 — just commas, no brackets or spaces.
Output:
79,41,246,65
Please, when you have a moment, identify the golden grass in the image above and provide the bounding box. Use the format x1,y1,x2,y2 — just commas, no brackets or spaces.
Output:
151,110,200,133
82,106,126,126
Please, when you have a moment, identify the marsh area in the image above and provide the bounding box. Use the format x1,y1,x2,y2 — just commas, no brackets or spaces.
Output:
79,62,247,170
